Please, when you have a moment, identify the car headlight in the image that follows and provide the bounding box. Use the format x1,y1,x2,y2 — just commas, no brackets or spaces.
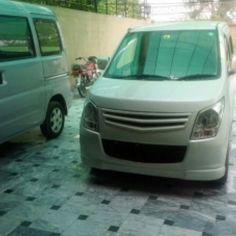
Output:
82,101,99,132
191,98,224,140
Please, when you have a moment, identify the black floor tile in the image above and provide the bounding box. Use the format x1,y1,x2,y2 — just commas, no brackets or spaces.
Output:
4,189,14,194
75,192,84,196
108,225,119,232
202,232,213,236
180,205,190,210
50,233,60,236
20,221,32,227
101,200,110,205
30,178,38,182
228,200,236,205
25,197,36,201
216,215,226,221
73,174,80,178
10,172,18,176
130,209,140,215
0,210,7,216
50,205,61,210
52,185,60,189
164,219,174,226
78,214,88,220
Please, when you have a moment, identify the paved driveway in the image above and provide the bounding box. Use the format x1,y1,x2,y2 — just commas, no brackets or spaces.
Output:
1,95,236,236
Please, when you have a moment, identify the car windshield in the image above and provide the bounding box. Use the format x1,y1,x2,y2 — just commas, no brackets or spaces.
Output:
104,30,220,80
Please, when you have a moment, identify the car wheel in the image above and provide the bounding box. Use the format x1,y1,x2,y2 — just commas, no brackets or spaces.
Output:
40,101,65,139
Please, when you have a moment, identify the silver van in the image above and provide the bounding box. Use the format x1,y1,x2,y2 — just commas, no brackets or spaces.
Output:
80,21,236,184
0,0,72,143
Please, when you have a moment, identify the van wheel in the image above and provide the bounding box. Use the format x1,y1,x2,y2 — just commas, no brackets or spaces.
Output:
40,101,65,139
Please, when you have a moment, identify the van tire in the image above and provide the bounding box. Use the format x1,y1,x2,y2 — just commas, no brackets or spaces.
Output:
40,101,65,139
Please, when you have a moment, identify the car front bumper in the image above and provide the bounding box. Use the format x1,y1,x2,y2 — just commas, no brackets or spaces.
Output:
80,127,228,181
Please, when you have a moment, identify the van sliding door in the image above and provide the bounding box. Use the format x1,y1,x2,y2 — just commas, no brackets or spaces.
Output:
34,18,69,100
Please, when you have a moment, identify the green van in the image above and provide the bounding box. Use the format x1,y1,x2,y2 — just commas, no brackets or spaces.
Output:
0,0,72,143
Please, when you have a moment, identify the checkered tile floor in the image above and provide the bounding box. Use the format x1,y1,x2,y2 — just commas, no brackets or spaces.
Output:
1,95,236,236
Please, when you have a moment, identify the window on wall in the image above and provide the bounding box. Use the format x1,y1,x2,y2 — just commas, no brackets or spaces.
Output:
0,16,35,61
34,19,62,56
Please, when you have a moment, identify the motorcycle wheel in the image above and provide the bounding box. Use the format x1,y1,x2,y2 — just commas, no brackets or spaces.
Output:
78,83,87,97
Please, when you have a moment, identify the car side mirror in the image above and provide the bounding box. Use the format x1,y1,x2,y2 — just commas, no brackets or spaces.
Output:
230,54,236,75
97,57,110,70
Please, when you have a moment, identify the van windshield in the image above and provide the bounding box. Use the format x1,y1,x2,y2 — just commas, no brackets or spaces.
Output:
104,30,220,80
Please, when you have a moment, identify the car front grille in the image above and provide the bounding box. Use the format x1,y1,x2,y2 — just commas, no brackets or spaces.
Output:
102,139,186,163
102,108,190,132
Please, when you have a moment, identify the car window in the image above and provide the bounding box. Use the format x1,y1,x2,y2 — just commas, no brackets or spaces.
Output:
34,19,62,56
110,33,142,76
0,16,35,61
105,30,220,80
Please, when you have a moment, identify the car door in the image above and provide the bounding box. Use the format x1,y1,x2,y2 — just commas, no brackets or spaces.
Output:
0,15,44,142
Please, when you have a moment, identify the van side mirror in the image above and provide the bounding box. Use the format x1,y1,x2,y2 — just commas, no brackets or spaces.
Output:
230,54,236,74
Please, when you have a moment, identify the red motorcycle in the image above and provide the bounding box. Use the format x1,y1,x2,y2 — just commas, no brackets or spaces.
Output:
71,56,100,97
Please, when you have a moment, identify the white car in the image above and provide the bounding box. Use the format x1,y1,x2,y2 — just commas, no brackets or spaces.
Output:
80,21,236,184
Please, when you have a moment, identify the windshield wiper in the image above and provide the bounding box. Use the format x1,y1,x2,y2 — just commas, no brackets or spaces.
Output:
108,73,217,80
107,74,172,80
136,74,171,80
176,74,218,81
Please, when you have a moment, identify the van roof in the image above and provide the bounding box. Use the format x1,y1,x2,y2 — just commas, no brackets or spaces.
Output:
0,0,54,16
130,21,224,32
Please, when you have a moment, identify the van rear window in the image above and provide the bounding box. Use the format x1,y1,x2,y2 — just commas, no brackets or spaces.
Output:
0,16,35,61
34,19,62,56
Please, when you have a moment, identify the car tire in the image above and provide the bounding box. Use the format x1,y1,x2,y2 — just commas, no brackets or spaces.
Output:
40,101,65,139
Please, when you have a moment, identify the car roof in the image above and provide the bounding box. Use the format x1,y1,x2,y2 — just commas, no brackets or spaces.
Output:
129,21,225,32
0,0,54,16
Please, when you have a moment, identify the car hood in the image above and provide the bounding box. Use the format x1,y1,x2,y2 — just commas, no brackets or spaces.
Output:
89,77,225,113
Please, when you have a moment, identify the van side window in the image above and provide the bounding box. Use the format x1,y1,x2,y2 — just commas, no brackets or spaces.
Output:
34,19,62,56
0,16,35,61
